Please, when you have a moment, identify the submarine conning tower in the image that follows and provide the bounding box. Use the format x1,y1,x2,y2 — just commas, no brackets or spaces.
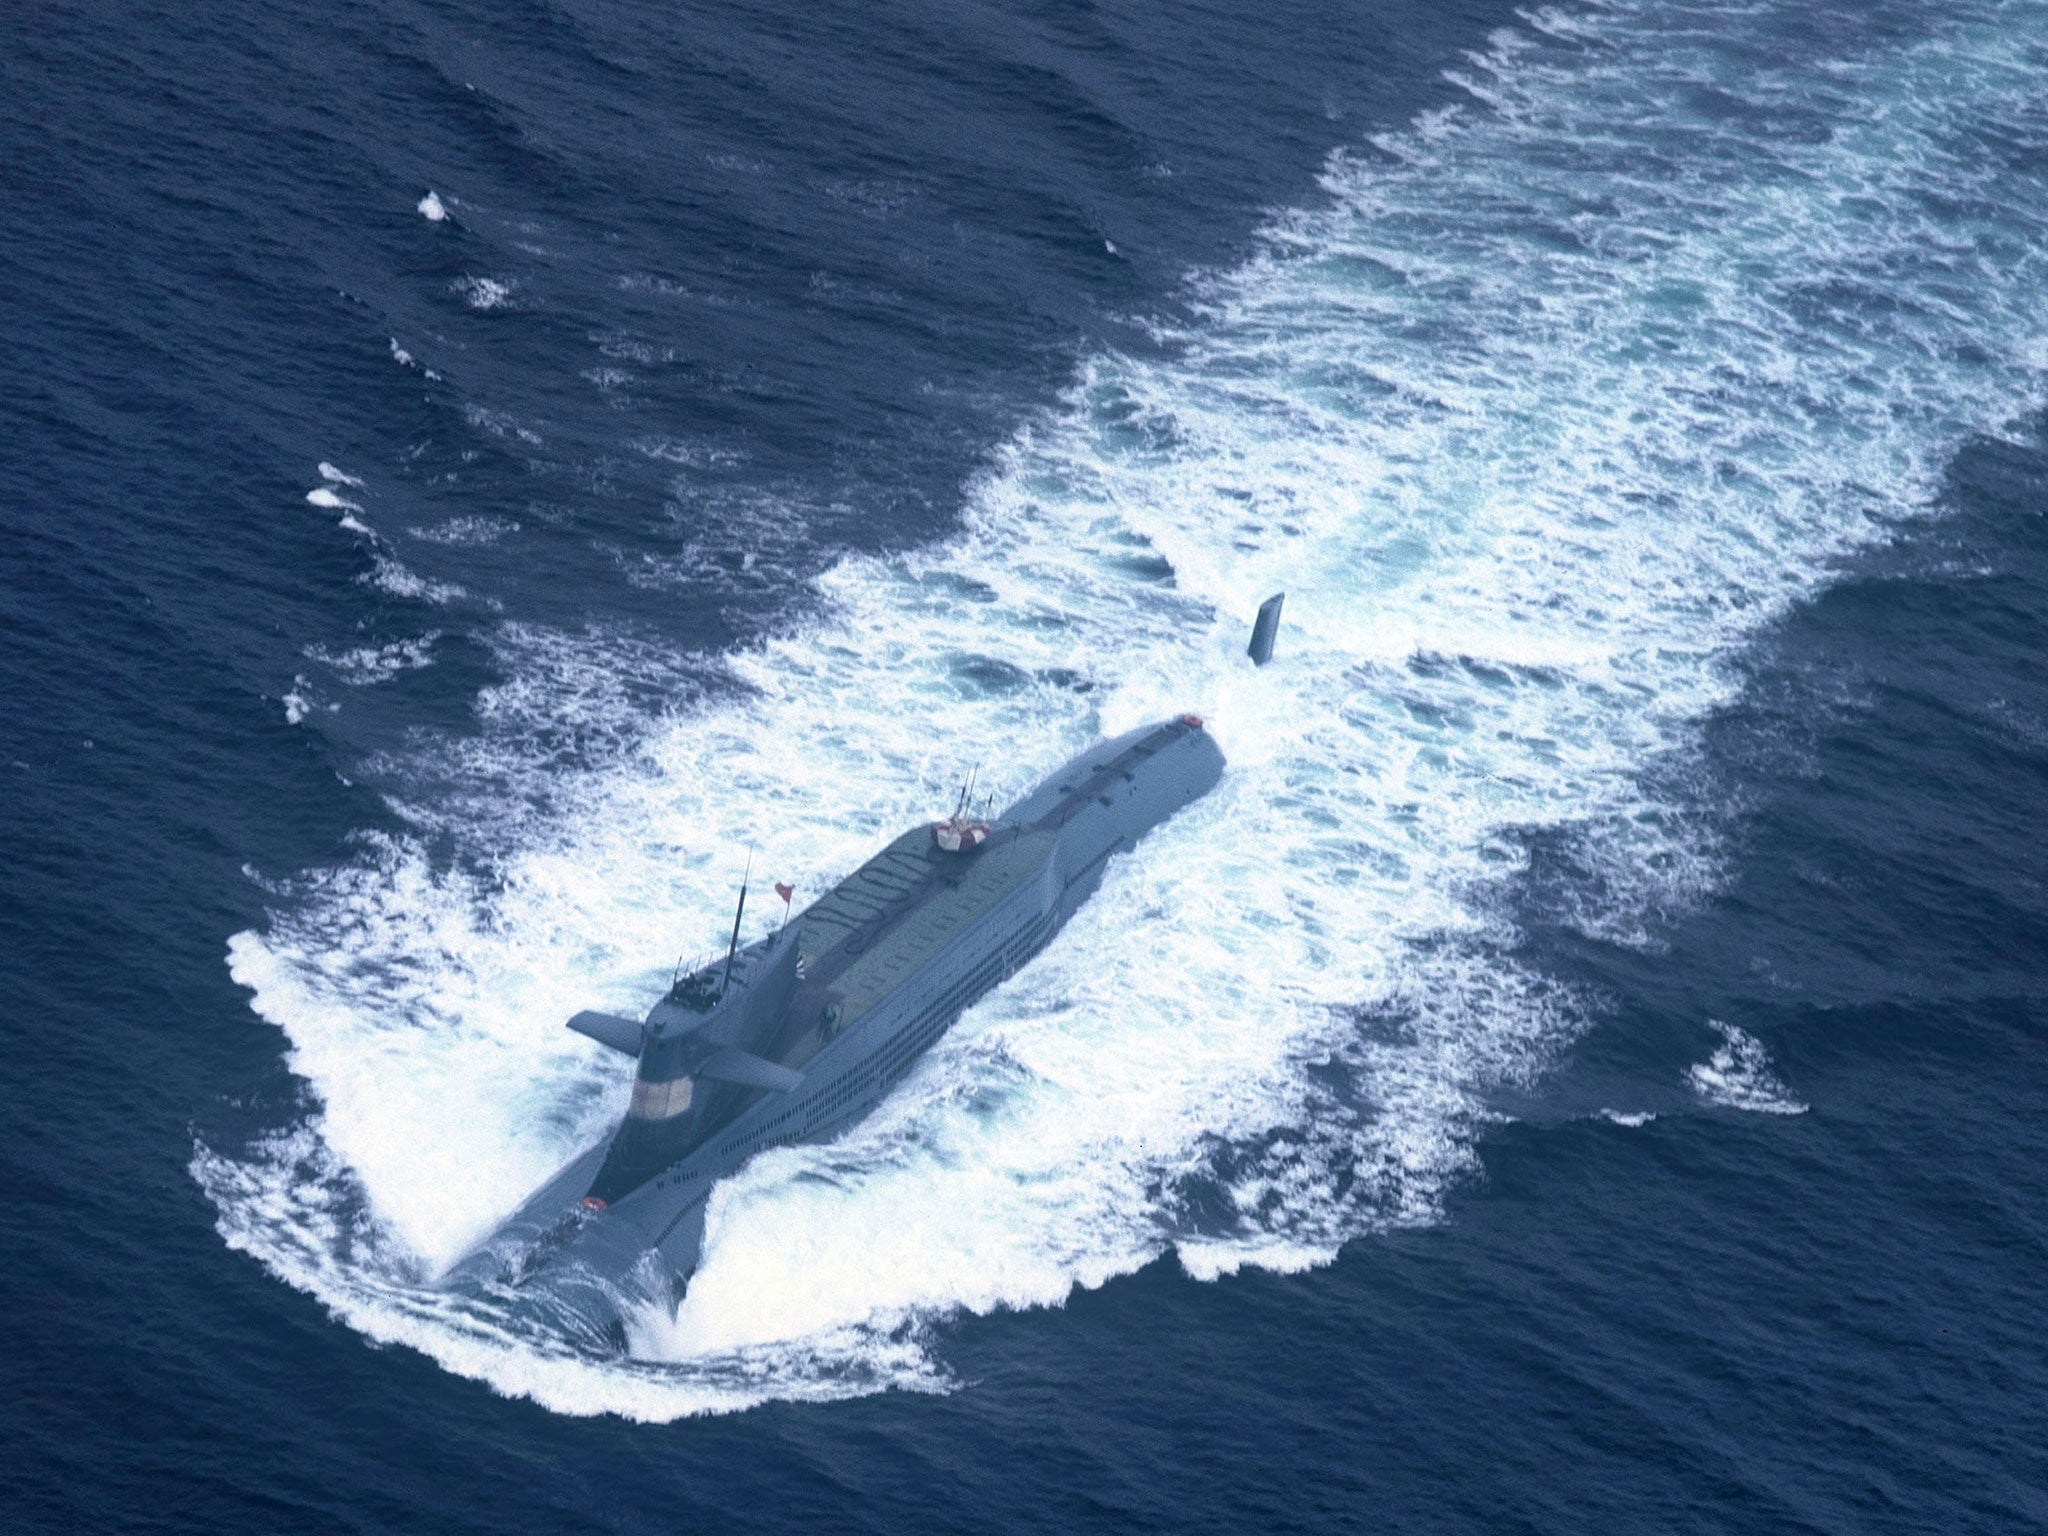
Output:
583,927,802,1206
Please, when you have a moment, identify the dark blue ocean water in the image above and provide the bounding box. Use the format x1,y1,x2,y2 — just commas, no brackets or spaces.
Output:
6,0,2048,1529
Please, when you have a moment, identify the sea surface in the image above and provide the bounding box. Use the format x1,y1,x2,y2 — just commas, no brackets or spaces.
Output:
5,0,2047,1528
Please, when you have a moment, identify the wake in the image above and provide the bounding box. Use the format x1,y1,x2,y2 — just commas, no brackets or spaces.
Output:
200,0,2048,1417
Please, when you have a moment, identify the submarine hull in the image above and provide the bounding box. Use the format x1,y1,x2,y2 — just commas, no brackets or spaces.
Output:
446,715,1225,1329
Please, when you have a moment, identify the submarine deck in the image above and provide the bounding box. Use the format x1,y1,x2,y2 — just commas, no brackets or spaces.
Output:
795,824,1055,1029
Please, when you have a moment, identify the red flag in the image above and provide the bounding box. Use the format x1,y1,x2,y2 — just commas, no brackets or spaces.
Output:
774,881,793,904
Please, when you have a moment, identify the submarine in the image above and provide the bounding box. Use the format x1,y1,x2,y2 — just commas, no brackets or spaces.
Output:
446,598,1283,1342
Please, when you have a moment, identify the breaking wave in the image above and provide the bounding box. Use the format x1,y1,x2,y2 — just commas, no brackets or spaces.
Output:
198,0,2048,1416
1689,1021,1809,1116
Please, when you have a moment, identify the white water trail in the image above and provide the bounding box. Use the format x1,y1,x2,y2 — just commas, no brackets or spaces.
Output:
200,0,2048,1417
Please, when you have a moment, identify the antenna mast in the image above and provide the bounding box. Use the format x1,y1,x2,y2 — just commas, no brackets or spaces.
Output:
720,851,753,996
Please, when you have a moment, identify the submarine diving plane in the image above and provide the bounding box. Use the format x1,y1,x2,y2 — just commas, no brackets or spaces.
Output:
446,597,1285,1341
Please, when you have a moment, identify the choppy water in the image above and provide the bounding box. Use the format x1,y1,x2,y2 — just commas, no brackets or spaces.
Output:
6,0,2047,1527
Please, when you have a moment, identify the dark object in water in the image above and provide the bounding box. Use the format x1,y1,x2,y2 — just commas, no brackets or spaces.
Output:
1248,593,1284,666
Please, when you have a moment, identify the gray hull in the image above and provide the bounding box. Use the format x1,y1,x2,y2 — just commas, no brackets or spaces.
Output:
446,715,1225,1336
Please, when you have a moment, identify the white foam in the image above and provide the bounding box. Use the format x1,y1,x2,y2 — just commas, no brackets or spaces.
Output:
389,338,442,380
455,276,513,312
202,0,2048,1417
281,676,337,726
462,403,541,444
1599,1109,1656,1128
363,557,472,607
410,515,520,547
1688,1022,1808,1116
419,190,448,222
630,435,744,468
306,635,441,685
